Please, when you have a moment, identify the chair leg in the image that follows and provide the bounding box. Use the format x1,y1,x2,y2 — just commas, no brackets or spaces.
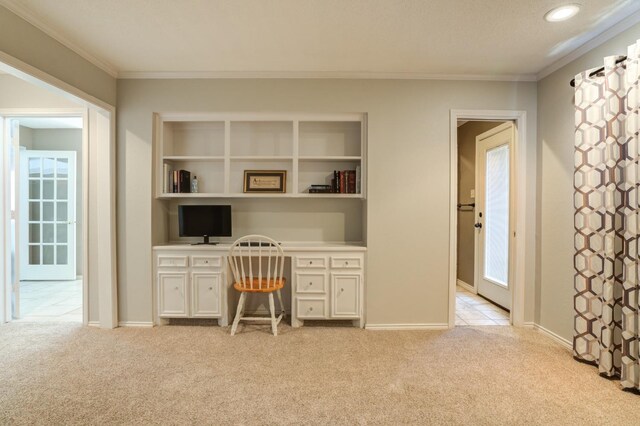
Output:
231,293,246,336
268,292,277,336
276,289,285,318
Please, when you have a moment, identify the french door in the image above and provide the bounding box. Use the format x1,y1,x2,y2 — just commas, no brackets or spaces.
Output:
474,122,514,310
20,150,76,281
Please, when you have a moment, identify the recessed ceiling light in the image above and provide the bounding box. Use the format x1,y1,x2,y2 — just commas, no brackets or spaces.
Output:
544,4,581,22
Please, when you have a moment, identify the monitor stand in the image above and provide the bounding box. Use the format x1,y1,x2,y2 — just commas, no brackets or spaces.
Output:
191,235,218,245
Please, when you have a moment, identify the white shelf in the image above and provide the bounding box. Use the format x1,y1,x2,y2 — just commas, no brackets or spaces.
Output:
163,156,225,162
159,192,363,199
155,113,366,199
230,156,294,161
298,156,361,162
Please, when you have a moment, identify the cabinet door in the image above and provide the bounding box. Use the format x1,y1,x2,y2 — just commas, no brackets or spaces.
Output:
331,273,360,318
158,272,189,317
191,272,221,317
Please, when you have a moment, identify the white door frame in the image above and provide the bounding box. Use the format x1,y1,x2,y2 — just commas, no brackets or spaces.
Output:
449,110,528,328
0,50,118,329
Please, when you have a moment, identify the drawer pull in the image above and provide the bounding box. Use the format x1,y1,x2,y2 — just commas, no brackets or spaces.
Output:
345,261,349,266
309,261,313,265
209,287,213,290
341,288,344,292
309,307,313,311
175,286,179,290
309,282,313,286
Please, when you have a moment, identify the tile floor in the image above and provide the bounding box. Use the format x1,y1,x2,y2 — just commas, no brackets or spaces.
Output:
455,285,510,326
16,280,82,322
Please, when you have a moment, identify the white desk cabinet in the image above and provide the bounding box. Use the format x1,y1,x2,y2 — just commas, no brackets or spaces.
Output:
153,244,365,328
291,253,365,328
154,251,227,326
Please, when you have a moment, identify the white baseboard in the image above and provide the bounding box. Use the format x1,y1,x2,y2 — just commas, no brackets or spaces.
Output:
522,321,535,328
456,279,475,293
118,321,154,328
87,321,100,327
365,323,449,330
534,324,572,351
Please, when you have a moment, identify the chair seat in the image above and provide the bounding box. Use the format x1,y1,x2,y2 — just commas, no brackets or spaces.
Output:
233,278,286,293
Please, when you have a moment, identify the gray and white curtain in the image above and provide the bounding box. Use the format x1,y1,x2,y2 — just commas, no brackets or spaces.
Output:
573,41,640,391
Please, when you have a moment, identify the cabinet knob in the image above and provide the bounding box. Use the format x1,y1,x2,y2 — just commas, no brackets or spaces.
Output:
345,261,349,266
309,282,313,286
309,261,313,265
209,287,213,290
175,286,179,290
341,288,344,292
309,307,313,311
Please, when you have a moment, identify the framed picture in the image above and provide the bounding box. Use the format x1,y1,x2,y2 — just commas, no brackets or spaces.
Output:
243,170,287,193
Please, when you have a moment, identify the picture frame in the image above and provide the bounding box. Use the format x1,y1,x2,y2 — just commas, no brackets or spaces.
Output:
243,170,287,193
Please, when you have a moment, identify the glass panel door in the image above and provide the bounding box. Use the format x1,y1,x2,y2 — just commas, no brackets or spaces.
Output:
484,144,509,286
20,150,76,280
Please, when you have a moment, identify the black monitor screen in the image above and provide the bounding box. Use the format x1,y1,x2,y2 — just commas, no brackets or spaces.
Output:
178,205,232,241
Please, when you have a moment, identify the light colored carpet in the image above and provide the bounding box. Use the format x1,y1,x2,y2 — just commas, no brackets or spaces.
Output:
0,322,636,425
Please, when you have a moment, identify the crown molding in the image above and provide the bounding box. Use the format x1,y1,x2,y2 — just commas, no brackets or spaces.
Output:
0,0,119,78
118,70,538,81
537,9,640,80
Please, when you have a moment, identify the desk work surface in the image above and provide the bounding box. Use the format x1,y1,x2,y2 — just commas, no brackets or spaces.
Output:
153,242,367,252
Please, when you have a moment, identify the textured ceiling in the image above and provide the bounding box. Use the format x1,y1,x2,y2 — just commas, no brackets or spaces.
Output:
3,0,640,77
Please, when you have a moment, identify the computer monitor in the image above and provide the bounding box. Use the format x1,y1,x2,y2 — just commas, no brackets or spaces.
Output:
178,205,232,245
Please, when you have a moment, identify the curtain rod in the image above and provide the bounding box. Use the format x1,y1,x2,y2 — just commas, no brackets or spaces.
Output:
569,56,627,87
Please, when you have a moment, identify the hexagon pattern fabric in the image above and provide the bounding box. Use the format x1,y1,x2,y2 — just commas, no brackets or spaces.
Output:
574,41,640,391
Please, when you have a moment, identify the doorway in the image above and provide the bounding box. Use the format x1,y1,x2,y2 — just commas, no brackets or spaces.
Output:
454,120,512,326
5,115,84,322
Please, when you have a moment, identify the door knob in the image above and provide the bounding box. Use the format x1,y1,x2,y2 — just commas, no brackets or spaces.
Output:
474,223,482,228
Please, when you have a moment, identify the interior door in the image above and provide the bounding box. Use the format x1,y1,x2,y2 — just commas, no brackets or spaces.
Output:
20,150,76,281
475,122,513,310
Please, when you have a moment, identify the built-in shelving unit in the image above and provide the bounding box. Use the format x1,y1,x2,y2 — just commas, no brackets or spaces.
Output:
154,113,367,199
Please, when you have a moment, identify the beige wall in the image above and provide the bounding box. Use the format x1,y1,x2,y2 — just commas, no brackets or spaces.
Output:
117,79,538,325
0,74,79,109
456,121,503,286
537,23,640,341
0,6,116,106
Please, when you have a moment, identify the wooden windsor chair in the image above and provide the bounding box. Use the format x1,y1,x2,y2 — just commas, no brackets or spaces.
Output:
228,235,286,336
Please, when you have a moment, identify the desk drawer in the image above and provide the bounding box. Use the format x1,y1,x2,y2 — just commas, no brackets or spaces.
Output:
157,255,188,268
330,256,362,269
295,256,327,269
295,272,327,294
297,297,327,319
191,255,222,268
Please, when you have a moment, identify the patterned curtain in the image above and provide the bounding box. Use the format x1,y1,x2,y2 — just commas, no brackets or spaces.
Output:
573,41,640,392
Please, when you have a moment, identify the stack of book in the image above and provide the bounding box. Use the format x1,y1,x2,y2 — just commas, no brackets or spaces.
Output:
163,164,191,193
331,166,361,194
308,184,333,193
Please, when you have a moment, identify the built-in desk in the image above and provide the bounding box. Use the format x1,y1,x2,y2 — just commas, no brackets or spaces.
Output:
153,243,367,328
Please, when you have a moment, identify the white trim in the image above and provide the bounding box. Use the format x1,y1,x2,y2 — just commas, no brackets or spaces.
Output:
0,51,113,114
534,324,572,351
456,279,475,293
87,320,100,327
0,0,119,78
522,321,535,328
537,9,640,80
0,50,118,329
449,110,529,330
118,321,154,328
118,70,538,81
365,323,449,330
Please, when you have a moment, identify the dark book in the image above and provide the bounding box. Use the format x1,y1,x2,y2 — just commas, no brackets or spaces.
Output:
179,170,191,193
347,170,356,194
310,184,332,189
339,171,346,193
309,188,333,193
333,170,339,193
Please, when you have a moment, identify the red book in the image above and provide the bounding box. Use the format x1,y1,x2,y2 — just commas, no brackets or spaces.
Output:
347,170,356,194
339,171,346,193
